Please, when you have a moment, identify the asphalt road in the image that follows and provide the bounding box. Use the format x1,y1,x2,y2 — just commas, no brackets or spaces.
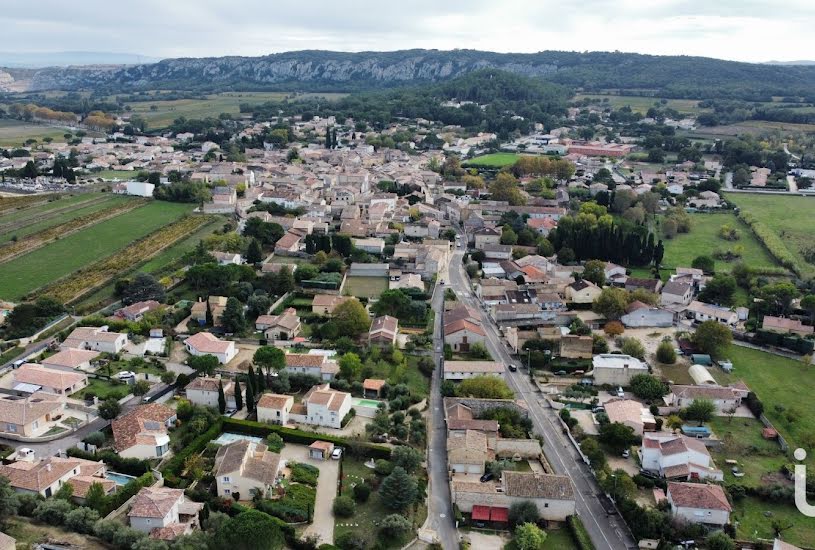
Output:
446,244,637,550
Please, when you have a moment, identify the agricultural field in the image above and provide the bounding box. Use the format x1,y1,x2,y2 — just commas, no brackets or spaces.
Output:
126,91,347,129
660,212,779,274
725,193,815,277
0,119,103,147
465,152,520,167
0,201,193,301
575,94,707,115
87,169,140,180
0,193,114,236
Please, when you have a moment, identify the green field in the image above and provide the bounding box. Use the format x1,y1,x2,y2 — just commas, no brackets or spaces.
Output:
344,276,389,298
465,153,520,167
726,193,815,277
70,378,130,400
732,496,815,548
0,201,193,300
708,416,787,487
0,119,102,147
126,91,347,129
88,169,140,180
0,194,128,244
575,94,707,115
0,193,99,225
660,212,779,274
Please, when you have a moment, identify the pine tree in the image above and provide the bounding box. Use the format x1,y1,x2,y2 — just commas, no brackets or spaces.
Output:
217,380,226,414
378,466,417,511
234,378,243,410
246,239,263,265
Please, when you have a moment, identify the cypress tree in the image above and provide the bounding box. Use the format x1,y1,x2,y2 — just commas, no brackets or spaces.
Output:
217,380,226,414
247,365,257,394
245,381,255,413
234,378,243,410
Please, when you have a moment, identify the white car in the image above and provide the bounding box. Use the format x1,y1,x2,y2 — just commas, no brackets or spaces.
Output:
117,371,137,380
331,448,343,460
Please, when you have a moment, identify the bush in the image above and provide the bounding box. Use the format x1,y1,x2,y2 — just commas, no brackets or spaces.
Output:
290,462,320,487
374,459,393,476
65,507,100,534
17,493,42,516
379,513,412,537
656,340,676,364
161,419,223,486
266,433,284,453
352,483,371,503
333,496,356,518
567,515,594,550
335,531,368,550
604,321,624,336
33,499,73,525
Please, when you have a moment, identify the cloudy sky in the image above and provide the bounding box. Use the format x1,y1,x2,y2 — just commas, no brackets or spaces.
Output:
2,0,814,63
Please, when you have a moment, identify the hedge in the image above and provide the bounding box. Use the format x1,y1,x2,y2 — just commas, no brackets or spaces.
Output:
567,515,596,550
66,447,151,477
221,417,391,459
753,329,815,354
161,419,224,487
737,211,802,275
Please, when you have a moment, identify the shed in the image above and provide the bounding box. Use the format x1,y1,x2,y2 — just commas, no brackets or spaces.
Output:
688,364,717,386
308,440,334,460
691,354,712,366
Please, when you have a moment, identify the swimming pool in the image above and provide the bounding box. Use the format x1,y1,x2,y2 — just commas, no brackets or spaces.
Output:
352,398,382,408
105,471,137,486
213,432,263,446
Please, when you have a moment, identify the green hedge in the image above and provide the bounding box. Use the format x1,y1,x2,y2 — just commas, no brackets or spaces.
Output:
161,419,223,487
567,515,596,550
66,447,151,477
737,211,802,275
221,418,391,459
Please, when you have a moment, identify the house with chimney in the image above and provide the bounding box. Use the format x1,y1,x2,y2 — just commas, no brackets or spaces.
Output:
640,433,723,481
283,353,339,381
128,487,203,540
112,404,177,460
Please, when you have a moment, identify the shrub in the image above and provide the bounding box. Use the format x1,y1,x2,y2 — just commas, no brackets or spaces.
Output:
33,499,73,525
335,531,368,550
604,321,624,336
290,462,320,487
567,515,594,550
379,513,412,537
333,496,356,518
266,433,284,453
352,483,371,503
64,507,100,534
656,340,676,364
161,419,223,486
374,459,393,476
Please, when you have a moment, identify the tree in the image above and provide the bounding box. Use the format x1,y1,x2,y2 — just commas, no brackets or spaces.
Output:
245,380,255,413
84,481,108,513
54,482,74,501
468,341,491,360
353,483,371,502
65,506,100,534
120,273,165,304
699,274,736,306
758,281,800,316
600,470,637,501
265,433,284,453
582,260,606,286
706,531,736,550
254,346,285,376
247,293,272,318
234,378,243,411
98,398,121,420
391,445,423,473
579,438,606,470
514,523,547,550
338,352,363,380
693,320,732,358
455,376,514,399
489,172,526,206
691,255,715,274
188,355,219,375
801,294,815,324
501,226,518,245
333,299,370,338
621,338,646,360
335,531,368,550
333,496,356,518
221,297,246,334
593,287,629,320
379,514,412,538
508,501,539,528
246,239,263,265
630,374,668,400
160,371,176,385
214,510,285,550
217,380,227,414
379,467,417,511
656,340,677,364
685,399,716,425
599,422,638,453
133,380,150,396
34,499,72,525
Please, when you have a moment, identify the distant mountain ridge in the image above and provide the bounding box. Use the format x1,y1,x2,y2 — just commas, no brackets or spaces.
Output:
2,49,815,100
0,51,161,68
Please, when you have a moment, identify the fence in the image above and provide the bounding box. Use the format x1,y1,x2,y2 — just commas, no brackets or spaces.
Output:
759,413,789,452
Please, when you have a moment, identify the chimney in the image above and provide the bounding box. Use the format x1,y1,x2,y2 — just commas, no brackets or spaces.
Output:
46,463,52,472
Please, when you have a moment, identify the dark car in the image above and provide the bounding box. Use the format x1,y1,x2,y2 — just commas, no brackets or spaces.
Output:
479,472,494,483
508,364,518,372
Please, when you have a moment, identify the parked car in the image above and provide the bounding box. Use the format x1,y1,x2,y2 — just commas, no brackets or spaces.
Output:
117,371,136,381
554,370,568,376
479,472,494,483
508,364,518,372
331,448,343,460
616,386,625,398
591,406,605,414
224,408,237,417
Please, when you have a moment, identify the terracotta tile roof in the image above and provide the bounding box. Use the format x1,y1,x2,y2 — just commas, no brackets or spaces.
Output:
309,440,334,452
447,418,500,432
186,376,233,394
41,348,98,369
502,472,574,500
64,326,125,344
112,404,174,452
285,353,325,367
369,315,398,337
444,361,502,374
14,363,87,391
0,456,103,493
0,394,62,426
215,439,281,485
69,475,116,498
150,524,189,541
129,487,185,519
444,318,485,337
257,393,293,411
184,332,233,354
363,379,386,391
667,482,731,511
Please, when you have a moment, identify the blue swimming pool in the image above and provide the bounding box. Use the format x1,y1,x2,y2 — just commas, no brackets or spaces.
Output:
105,471,137,486
213,432,263,446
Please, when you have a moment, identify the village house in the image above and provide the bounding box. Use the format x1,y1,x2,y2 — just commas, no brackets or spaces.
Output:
112,404,177,460
12,363,88,396
311,294,352,316
660,280,694,307
256,393,295,425
603,399,657,436
687,301,738,326
591,354,649,386
640,433,723,481
368,315,399,347
565,280,602,304
447,429,490,475
128,486,203,540
444,361,504,381
0,455,113,499
287,383,352,429
444,318,487,353
258,308,302,341
185,376,240,410
283,353,339,381
666,482,731,526
40,348,98,372
214,439,281,498
0,395,65,437
115,300,162,322
473,227,501,250
620,301,674,328
625,277,663,294
184,332,237,364
665,385,742,413
62,326,128,354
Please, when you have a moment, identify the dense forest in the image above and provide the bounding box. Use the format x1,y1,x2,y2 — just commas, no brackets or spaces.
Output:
5,49,815,101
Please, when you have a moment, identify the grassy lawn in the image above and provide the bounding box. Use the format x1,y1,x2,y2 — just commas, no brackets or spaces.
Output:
726,194,815,277
732,496,815,548
707,416,788,488
344,276,389,299
714,344,814,459
660,212,779,274
0,346,24,364
465,152,520,167
575,94,707,115
71,377,131,400
0,201,193,300
336,457,426,549
655,362,695,385
0,194,128,244
542,528,579,550
391,355,432,398
0,119,102,147
89,169,141,180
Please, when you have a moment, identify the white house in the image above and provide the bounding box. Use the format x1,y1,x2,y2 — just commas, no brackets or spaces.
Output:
591,354,649,386
112,404,176,460
288,384,351,429
640,433,723,481
123,180,156,197
184,332,237,364
444,319,486,353
129,487,203,540
256,393,294,425
666,482,731,526
687,301,738,326
665,385,742,413
185,376,239,410
213,251,242,265
0,456,112,499
661,280,693,306
443,361,503,381
40,348,98,372
214,439,281,498
283,353,339,381
62,326,128,354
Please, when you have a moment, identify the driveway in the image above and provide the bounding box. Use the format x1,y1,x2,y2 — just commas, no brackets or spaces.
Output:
279,443,339,546
461,531,508,550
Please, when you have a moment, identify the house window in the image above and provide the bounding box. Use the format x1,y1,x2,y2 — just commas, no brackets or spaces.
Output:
6,424,16,433
223,477,231,482
544,503,549,508
224,489,231,494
